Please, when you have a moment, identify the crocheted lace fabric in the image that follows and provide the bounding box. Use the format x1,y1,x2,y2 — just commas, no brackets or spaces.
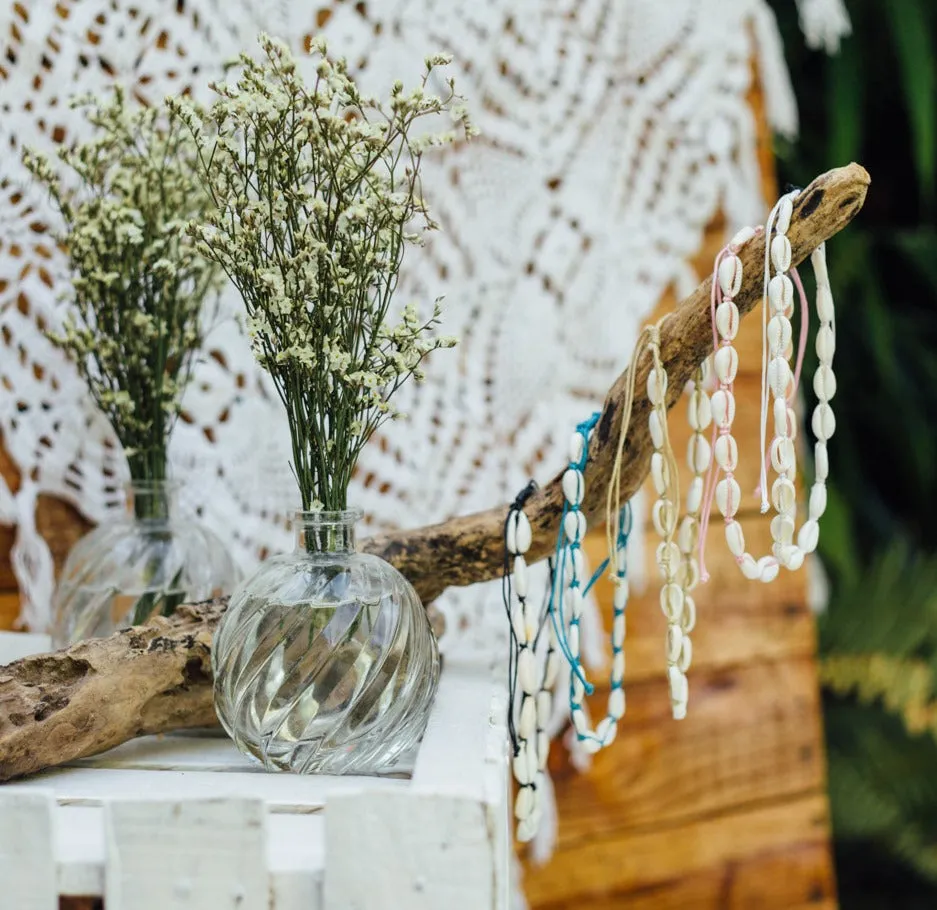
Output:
0,0,848,650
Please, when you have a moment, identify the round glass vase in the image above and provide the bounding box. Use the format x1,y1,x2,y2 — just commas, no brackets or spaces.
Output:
212,509,440,775
51,480,237,647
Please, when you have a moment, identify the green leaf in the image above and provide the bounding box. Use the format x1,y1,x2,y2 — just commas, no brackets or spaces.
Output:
826,27,863,166
858,267,900,390
819,541,937,657
884,0,937,205
892,229,937,291
826,703,937,883
828,749,902,839
817,479,860,587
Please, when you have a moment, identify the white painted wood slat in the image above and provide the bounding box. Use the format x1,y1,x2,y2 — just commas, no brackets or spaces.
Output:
67,733,262,773
55,805,106,897
0,659,510,909
105,799,268,910
0,631,52,662
0,790,58,910
324,660,509,910
54,804,325,908
10,765,406,812
67,732,417,776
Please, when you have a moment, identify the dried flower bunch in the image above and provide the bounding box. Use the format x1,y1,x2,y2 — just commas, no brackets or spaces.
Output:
23,88,220,491
171,33,474,512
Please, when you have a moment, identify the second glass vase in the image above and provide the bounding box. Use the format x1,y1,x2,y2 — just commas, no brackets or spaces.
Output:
212,509,440,775
51,480,237,646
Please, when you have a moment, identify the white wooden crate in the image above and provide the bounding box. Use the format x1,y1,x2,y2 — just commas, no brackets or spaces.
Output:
0,633,511,910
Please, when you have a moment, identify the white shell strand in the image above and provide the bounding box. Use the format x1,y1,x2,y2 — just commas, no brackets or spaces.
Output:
708,215,836,577
770,241,835,570
553,419,634,759
645,354,712,720
705,210,837,584
505,495,547,842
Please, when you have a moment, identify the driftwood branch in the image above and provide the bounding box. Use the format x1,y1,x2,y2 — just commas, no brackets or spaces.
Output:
0,164,870,781
365,163,871,602
0,602,223,780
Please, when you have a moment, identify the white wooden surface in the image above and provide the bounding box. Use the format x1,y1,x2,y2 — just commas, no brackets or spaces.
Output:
0,791,58,910
326,665,511,910
106,799,269,909
51,805,326,899
0,631,52,661
0,633,510,909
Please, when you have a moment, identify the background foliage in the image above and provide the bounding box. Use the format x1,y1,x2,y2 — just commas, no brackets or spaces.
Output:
770,0,937,905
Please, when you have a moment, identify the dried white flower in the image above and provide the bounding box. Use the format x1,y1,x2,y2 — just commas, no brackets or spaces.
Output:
174,33,472,510
23,88,221,482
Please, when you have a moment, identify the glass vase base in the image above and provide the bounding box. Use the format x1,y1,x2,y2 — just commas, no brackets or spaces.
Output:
213,510,441,776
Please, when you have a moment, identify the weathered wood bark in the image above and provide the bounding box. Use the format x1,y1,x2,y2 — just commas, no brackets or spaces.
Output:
0,164,869,781
0,602,222,780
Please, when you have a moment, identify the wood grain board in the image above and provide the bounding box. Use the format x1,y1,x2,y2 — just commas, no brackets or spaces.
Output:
553,658,824,842
0,591,20,630
525,795,834,910
519,513,834,907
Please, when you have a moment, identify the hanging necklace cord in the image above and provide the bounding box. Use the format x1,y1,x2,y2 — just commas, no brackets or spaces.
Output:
605,320,678,571
698,209,813,582
606,325,649,568
502,479,539,755
547,413,601,690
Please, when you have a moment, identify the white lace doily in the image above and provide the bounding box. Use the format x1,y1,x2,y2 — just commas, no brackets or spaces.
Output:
0,0,848,652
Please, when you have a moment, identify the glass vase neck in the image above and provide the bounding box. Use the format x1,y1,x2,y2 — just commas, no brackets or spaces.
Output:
126,480,180,522
293,509,362,555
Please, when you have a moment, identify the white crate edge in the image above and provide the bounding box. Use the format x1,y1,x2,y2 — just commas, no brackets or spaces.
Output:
0,790,58,910
0,631,52,662
105,798,269,910
324,659,510,910
0,652,509,910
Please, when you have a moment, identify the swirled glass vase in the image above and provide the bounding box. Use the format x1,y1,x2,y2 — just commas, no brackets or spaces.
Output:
51,480,237,647
212,509,440,775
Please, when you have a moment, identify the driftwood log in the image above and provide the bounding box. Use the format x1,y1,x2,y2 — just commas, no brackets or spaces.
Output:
0,164,870,781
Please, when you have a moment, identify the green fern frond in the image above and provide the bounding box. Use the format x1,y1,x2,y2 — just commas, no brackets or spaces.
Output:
821,653,936,737
819,542,937,657
829,744,937,884
883,0,937,206
892,826,937,883
828,750,902,839
826,705,937,883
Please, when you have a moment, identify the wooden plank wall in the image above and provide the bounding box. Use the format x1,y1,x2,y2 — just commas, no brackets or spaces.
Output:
0,70,836,910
